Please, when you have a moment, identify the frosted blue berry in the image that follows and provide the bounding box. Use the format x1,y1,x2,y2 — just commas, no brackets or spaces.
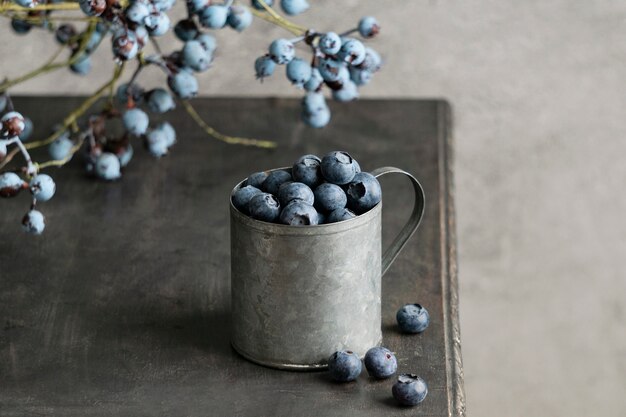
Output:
302,107,330,128
144,12,171,36
255,55,276,80
95,152,122,180
182,40,212,72
118,144,133,167
328,350,362,382
1,111,25,137
279,200,319,225
29,174,56,202
303,68,323,92
337,38,366,65
145,129,169,158
301,93,330,128
79,0,106,16
0,172,24,198
187,0,210,14
243,171,268,188
392,374,428,406
227,5,253,32
285,57,312,88
116,83,144,105
232,185,262,215
22,210,45,235
358,16,380,38
280,0,309,15
156,122,176,147
396,303,430,334
49,134,73,160
317,57,345,82
313,183,346,213
261,169,292,195
358,47,382,72
346,172,381,213
321,151,358,185
69,53,92,75
123,108,149,136
349,67,372,86
112,30,139,61
18,117,33,142
196,33,217,53
168,70,199,98
364,347,397,379
269,38,295,64
292,154,322,188
153,0,175,12
332,80,359,102
251,0,273,10
200,5,229,28
319,32,341,55
174,18,199,41
327,207,356,223
147,88,176,114
126,1,150,24
248,192,281,222
277,181,314,206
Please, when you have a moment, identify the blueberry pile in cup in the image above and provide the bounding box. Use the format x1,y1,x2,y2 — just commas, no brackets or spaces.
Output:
231,151,381,225
328,303,431,407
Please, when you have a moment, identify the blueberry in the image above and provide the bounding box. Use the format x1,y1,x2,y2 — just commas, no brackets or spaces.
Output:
328,350,362,382
392,374,428,406
286,57,312,88
268,38,295,64
156,122,176,147
174,18,199,41
18,117,33,142
227,5,253,32
196,33,217,54
144,12,170,36
146,88,176,113
364,346,397,379
232,185,262,215
279,201,319,225
358,16,380,38
0,172,25,198
199,5,229,29
349,67,372,86
49,134,73,160
313,183,346,213
332,80,359,102
244,171,268,188
1,111,26,137
319,32,341,55
302,105,331,128
168,69,199,99
346,172,381,213
337,38,366,66
358,47,382,72
125,1,150,23
396,304,430,334
123,108,149,136
95,152,122,181
22,210,45,235
304,68,323,92
248,192,281,222
182,40,212,72
145,129,169,158
255,55,276,81
292,154,322,188
326,207,356,223
251,0,273,9
116,82,144,105
280,0,309,15
261,169,292,195
317,212,326,224
29,174,56,202
277,182,314,206
320,151,358,185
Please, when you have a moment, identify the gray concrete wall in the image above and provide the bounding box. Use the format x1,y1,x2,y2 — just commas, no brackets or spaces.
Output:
2,1,626,415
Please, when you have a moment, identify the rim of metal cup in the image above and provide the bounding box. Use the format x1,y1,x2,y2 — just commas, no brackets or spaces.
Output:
230,167,381,235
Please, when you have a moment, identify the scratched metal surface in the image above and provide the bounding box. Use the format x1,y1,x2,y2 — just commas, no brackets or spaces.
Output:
0,97,465,417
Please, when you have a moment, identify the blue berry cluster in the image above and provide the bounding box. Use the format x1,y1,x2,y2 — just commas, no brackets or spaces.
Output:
255,15,382,128
1,108,56,235
231,151,382,225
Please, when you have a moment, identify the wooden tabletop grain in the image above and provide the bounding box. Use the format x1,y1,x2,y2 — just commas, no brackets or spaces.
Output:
0,97,465,417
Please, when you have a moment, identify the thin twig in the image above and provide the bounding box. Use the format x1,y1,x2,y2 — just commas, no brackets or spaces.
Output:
180,100,277,149
0,2,80,12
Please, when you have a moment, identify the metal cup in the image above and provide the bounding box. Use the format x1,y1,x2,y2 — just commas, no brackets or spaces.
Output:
230,166,425,370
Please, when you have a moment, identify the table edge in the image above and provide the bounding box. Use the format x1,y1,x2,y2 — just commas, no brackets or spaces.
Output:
438,100,467,417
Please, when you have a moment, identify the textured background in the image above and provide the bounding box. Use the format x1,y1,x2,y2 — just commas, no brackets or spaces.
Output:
2,1,626,415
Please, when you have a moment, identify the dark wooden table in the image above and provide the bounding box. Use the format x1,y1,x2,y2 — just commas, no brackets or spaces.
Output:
0,97,465,417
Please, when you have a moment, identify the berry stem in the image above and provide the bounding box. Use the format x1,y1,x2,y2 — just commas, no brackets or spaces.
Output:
339,28,358,37
249,2,306,36
0,2,80,12
24,62,126,151
1,136,35,176
180,99,277,149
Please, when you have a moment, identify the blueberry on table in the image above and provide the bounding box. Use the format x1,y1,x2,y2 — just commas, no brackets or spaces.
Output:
146,88,176,114
0,172,25,198
328,350,362,382
320,151,358,185
261,169,292,195
95,153,122,181
392,374,428,406
227,5,253,32
396,303,430,334
346,172,382,214
248,193,281,223
292,154,322,188
319,32,341,55
313,183,347,213
29,174,56,202
358,16,380,38
279,201,319,226
364,346,397,379
122,108,149,136
22,210,45,235
244,171,269,189
232,185,262,215
326,207,356,223
286,57,313,88
277,182,314,207
268,38,295,64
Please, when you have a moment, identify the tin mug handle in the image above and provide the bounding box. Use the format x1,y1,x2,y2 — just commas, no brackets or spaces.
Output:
370,167,426,276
